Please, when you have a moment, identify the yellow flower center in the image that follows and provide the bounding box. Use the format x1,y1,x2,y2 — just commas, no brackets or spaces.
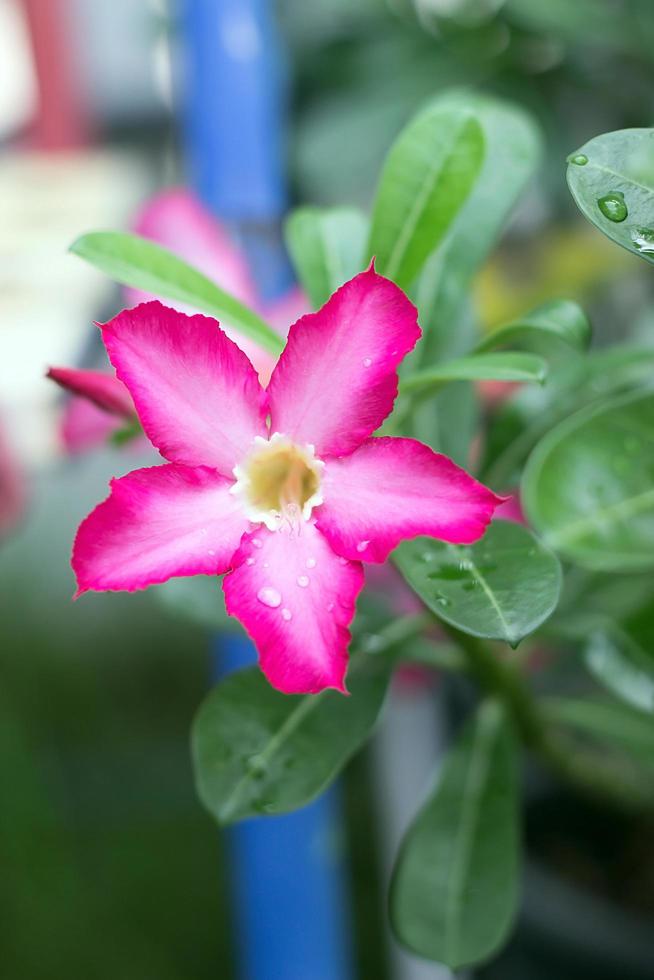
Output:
231,434,324,530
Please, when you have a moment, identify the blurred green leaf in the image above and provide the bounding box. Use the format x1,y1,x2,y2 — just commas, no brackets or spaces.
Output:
585,627,654,714
475,299,591,355
395,521,562,646
415,93,542,363
284,206,368,309
522,390,654,571
543,697,654,762
193,647,399,824
368,98,485,289
567,129,654,265
390,700,519,968
153,576,238,633
402,352,547,396
70,231,283,355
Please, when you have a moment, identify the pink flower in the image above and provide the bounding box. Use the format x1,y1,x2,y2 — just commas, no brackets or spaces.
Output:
51,189,306,454
72,267,501,695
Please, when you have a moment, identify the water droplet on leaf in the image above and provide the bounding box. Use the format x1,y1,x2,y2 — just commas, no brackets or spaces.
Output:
597,191,627,222
567,153,588,166
630,226,654,253
257,586,281,608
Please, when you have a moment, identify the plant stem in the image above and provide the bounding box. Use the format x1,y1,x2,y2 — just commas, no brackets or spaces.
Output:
440,622,654,813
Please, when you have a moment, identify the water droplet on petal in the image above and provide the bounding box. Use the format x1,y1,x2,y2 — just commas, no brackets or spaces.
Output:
306,557,317,569
630,226,654,253
337,556,348,566
281,607,292,621
297,575,310,588
252,537,263,549
362,357,372,367
208,549,216,556
567,153,588,166
356,540,370,553
597,191,627,222
263,561,270,568
257,586,281,608
246,556,256,566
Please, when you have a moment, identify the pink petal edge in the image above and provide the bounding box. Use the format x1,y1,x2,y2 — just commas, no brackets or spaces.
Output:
47,367,135,418
99,301,268,476
266,264,421,457
223,521,364,695
73,463,248,596
315,437,503,563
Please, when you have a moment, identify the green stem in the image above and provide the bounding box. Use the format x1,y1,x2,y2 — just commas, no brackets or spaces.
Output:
441,622,654,813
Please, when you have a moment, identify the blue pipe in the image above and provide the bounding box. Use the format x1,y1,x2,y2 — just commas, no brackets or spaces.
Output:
178,3,355,977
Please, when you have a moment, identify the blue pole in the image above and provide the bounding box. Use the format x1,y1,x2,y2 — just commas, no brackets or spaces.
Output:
178,3,355,977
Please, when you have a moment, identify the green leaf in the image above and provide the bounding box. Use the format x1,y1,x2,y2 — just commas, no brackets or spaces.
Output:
567,128,654,265
395,521,562,646
401,352,547,396
192,639,404,824
585,627,654,714
390,700,519,968
368,99,485,289
475,300,592,355
284,206,368,310
543,697,654,763
152,576,238,633
415,93,542,364
70,231,283,355
522,389,654,572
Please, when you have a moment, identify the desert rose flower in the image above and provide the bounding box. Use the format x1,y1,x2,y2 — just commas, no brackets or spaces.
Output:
72,266,501,694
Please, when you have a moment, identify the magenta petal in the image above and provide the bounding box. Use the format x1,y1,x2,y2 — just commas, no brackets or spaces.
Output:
61,396,124,454
223,522,364,694
315,437,503,563
266,265,420,457
100,301,268,475
73,464,248,594
47,367,135,418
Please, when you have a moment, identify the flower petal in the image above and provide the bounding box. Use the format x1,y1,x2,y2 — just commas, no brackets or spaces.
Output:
315,437,503,563
73,464,248,594
266,265,420,457
223,521,364,694
101,301,267,475
47,367,135,418
61,396,124,454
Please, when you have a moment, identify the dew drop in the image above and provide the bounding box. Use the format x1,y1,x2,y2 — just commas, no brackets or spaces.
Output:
245,556,256,566
567,153,588,166
337,556,348,566
247,754,267,776
435,594,451,608
252,537,263,549
362,357,373,367
281,607,292,621
297,575,310,588
257,586,281,608
630,226,654,253
208,549,216,556
597,191,627,223
356,540,370,553
306,557,317,569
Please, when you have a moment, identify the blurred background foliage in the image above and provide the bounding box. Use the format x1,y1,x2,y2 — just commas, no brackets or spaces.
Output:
1,0,654,977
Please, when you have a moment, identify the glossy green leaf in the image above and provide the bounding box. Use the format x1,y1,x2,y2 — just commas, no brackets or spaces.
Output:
390,700,519,968
522,390,654,572
192,635,407,823
585,627,654,714
402,352,547,396
415,93,542,364
475,300,591,355
284,206,368,310
395,521,562,646
543,697,654,763
70,231,283,355
368,99,485,289
567,129,654,265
